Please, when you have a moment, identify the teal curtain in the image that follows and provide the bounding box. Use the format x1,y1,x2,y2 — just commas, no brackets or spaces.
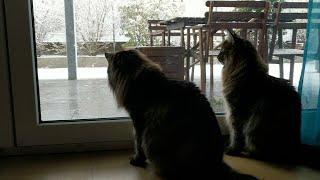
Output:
298,0,320,146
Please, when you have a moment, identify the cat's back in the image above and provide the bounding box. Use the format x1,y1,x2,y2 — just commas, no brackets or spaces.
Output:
167,79,200,95
164,79,218,128
264,75,299,100
256,75,301,123
166,79,209,106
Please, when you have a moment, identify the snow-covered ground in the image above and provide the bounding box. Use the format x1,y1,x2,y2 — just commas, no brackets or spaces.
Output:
38,63,302,88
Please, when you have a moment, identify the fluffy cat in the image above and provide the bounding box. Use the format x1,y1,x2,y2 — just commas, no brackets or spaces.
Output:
218,30,301,163
105,50,257,179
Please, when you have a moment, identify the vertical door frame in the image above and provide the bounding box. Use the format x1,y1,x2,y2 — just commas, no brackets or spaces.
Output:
0,0,14,148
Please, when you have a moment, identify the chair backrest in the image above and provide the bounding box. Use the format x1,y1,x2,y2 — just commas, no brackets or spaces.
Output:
272,2,308,30
148,20,166,32
148,20,166,46
205,1,270,61
136,47,185,80
205,1,269,23
269,2,308,55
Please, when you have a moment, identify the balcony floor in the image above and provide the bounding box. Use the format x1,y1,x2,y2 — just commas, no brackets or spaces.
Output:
39,79,128,121
38,63,301,121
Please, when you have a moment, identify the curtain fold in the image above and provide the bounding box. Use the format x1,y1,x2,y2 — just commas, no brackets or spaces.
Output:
298,0,320,146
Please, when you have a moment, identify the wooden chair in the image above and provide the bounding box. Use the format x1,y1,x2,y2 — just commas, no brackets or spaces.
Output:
149,18,210,84
205,1,270,60
268,2,308,84
148,20,166,46
159,17,207,81
136,47,185,80
201,1,269,94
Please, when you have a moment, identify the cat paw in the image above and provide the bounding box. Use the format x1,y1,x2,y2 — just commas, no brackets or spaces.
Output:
225,147,242,156
129,157,147,168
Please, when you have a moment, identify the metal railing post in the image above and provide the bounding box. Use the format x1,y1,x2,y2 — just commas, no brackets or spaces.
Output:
64,0,77,80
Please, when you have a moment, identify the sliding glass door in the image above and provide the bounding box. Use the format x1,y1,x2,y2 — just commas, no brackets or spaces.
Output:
4,0,132,146
4,0,226,146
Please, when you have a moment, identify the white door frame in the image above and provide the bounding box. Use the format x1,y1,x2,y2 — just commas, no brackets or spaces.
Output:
4,0,133,147
0,0,14,148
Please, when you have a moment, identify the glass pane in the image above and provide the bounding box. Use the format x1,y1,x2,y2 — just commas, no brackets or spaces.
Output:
33,0,127,121
34,0,298,121
33,0,309,122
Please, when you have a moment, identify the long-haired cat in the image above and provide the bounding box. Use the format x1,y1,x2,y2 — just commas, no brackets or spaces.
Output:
218,30,301,163
105,50,257,179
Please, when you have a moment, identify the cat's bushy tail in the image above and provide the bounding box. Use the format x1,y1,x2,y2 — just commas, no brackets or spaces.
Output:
221,162,258,180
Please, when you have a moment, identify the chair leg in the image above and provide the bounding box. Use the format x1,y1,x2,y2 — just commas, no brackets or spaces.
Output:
186,28,190,82
150,35,153,46
168,30,171,46
209,33,214,100
199,28,206,93
258,29,264,60
191,57,195,81
289,57,295,85
191,29,197,82
162,31,165,46
279,57,284,79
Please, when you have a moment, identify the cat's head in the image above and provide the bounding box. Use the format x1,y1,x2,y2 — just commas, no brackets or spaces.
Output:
106,50,143,78
217,29,266,72
105,50,142,90
105,49,161,106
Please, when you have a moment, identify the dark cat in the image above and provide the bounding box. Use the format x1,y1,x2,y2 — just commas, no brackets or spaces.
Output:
105,50,257,179
218,30,301,163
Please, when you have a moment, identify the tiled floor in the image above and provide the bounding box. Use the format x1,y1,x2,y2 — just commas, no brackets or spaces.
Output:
0,150,319,180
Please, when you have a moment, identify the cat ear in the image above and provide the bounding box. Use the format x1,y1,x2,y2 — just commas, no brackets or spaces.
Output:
105,52,114,62
226,29,239,44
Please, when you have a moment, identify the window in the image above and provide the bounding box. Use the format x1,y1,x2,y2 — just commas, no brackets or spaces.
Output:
4,0,307,147
33,0,226,123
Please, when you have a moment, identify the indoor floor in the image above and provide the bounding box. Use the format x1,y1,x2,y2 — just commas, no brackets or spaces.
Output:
0,150,319,180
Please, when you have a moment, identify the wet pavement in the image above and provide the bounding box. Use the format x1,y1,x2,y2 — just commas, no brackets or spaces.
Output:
39,79,128,121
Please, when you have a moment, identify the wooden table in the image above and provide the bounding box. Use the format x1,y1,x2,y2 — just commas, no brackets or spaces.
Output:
160,17,208,88
154,17,226,93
